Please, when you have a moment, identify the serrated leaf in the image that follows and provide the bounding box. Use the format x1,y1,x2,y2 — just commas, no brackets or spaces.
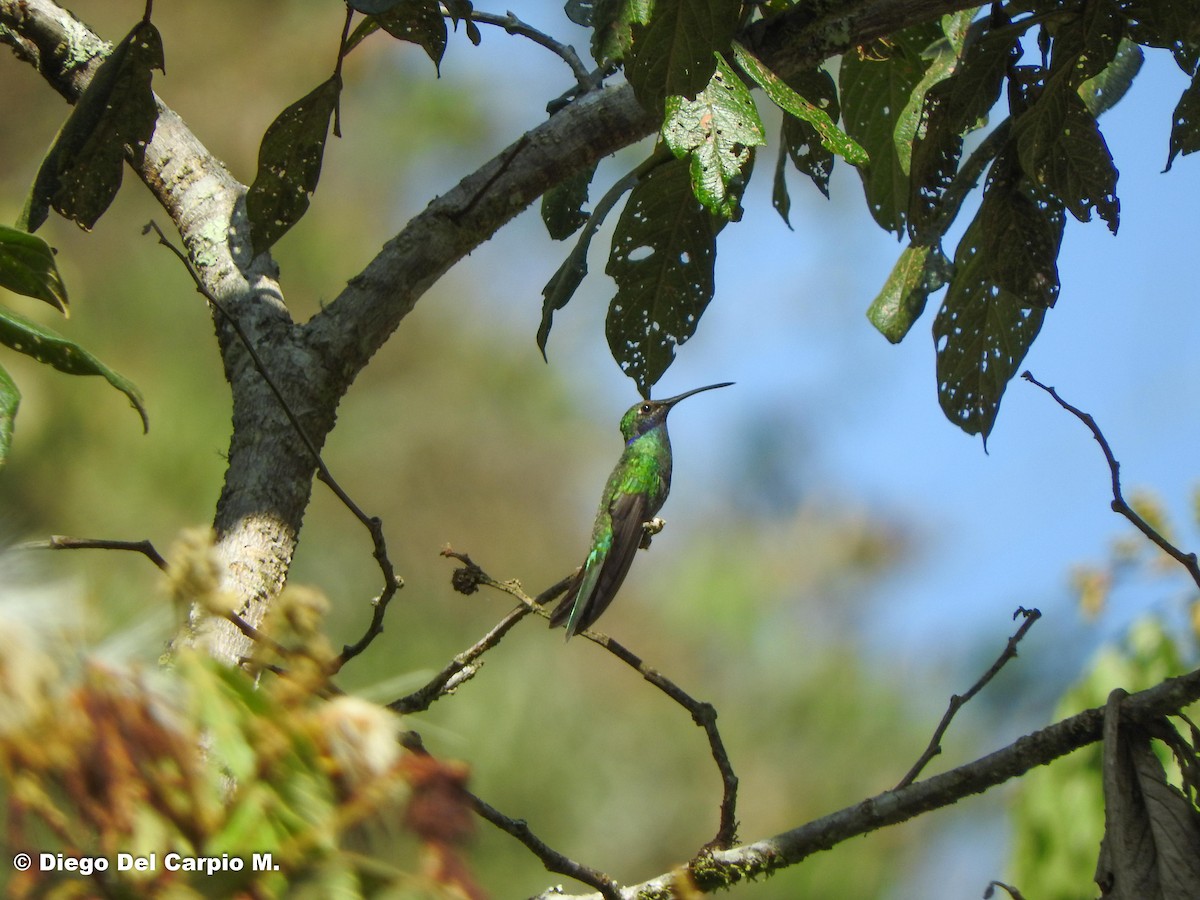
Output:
663,54,765,218
0,365,18,469
1013,78,1119,230
0,307,147,432
0,225,69,314
21,19,164,232
541,165,595,240
363,1,447,71
867,243,952,343
1167,67,1200,170
246,75,343,256
933,155,1062,440
840,23,944,235
626,0,740,113
605,158,716,396
733,43,866,167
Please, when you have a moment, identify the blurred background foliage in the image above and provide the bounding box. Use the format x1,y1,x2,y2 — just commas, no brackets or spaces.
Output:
1,1,1197,897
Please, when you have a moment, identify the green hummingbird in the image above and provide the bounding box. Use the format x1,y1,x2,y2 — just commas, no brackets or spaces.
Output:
549,382,734,639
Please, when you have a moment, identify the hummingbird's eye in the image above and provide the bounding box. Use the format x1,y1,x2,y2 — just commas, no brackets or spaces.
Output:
640,403,653,414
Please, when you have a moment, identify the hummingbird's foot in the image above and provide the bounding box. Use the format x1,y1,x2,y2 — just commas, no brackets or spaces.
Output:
640,517,666,549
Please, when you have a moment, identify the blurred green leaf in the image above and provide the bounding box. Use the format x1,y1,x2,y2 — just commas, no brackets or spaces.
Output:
0,365,18,469
1078,40,1144,117
0,307,148,432
663,54,765,219
625,0,739,113
247,75,343,256
589,0,652,66
605,157,716,397
541,164,595,240
0,225,69,314
868,242,952,343
733,43,866,168
21,18,164,232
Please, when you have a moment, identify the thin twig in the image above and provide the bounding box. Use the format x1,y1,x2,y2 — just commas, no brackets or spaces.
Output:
433,549,740,851
453,7,597,96
1023,371,1200,590
894,606,1042,789
142,222,402,665
400,729,621,899
17,535,168,570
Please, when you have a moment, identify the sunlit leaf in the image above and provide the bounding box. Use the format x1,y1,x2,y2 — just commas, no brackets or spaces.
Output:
776,67,840,202
0,225,69,314
867,243,952,343
0,307,147,432
605,158,717,397
246,76,343,256
21,18,164,232
663,54,765,219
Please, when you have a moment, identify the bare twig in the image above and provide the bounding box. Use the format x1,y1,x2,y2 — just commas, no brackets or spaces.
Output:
1023,371,1200,589
894,607,1042,789
17,534,168,570
453,7,598,97
143,222,402,665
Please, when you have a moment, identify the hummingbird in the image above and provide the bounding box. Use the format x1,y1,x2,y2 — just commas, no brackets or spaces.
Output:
549,382,733,639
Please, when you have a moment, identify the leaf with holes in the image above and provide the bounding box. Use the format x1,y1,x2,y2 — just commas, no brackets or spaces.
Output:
21,18,164,232
0,365,18,469
605,158,717,397
775,67,840,204
0,225,69,315
663,54,764,218
541,164,595,240
626,0,740,113
1167,68,1200,171
589,0,652,66
840,22,944,236
867,243,952,343
1078,39,1143,117
247,76,343,256
348,1,447,70
733,43,865,168
1122,0,1200,74
0,307,147,433
1013,78,1119,231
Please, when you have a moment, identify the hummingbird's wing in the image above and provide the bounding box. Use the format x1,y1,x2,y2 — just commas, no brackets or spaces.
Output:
549,491,648,639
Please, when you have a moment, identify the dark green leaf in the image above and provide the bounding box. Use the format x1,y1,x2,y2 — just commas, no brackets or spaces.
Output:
0,225,69,314
663,54,765,219
777,68,840,200
246,76,343,257
894,11,977,170
0,365,18,470
733,43,866,167
626,0,740,113
541,165,595,240
605,158,717,397
0,307,147,432
346,0,404,12
1050,0,1122,85
1013,77,1119,230
867,243,952,343
1077,39,1144,116
1167,67,1200,170
365,1,447,70
567,0,596,27
1121,0,1200,74
933,153,1063,440
772,139,793,225
21,19,164,232
443,0,480,45
839,23,944,235
589,0,652,66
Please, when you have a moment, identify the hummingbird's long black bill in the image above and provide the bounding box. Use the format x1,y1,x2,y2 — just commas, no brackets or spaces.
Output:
654,381,734,407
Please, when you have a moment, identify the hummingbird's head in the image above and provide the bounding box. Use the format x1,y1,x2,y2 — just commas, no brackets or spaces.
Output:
618,382,734,443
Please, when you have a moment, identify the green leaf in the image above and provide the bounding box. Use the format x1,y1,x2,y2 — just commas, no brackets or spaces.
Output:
1077,39,1144,117
246,75,343,256
625,0,740,113
21,19,164,232
1013,77,1119,231
1167,67,1200,170
605,158,717,397
933,154,1063,440
839,23,944,235
663,54,765,219
0,225,69,314
1120,0,1200,74
777,68,840,200
359,1,447,71
732,43,866,167
589,0,652,66
0,365,18,469
541,165,595,240
772,138,794,225
867,243,952,343
1050,0,1123,86
0,307,147,432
